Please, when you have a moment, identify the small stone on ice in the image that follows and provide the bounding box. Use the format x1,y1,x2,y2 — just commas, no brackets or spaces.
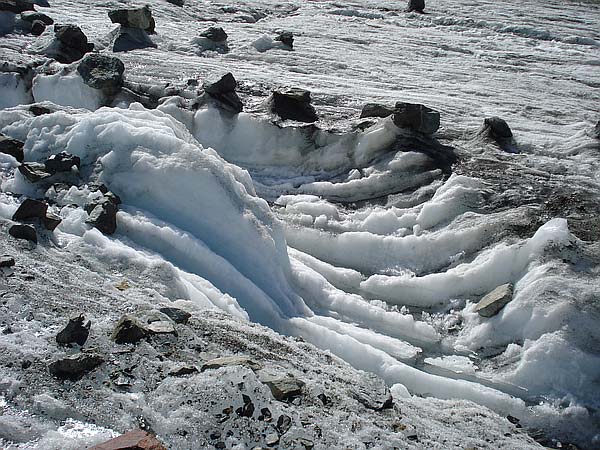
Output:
475,283,514,317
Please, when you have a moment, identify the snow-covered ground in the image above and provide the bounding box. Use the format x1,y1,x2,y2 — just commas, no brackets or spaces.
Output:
1,0,599,448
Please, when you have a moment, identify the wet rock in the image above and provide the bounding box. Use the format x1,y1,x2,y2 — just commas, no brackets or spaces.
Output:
111,315,149,344
407,0,425,13
202,72,243,113
44,151,81,173
77,54,125,94
56,314,91,346
8,224,37,243
200,26,227,42
261,376,305,401
350,374,393,411
51,24,94,64
270,88,318,123
475,283,513,317
18,162,52,182
0,256,15,267
108,26,157,53
159,306,191,324
201,355,263,372
86,196,118,235
360,103,395,119
108,6,154,32
48,353,103,380
89,430,167,450
12,198,47,221
0,134,24,162
20,10,53,24
0,0,34,14
276,414,292,434
274,31,294,49
30,19,45,35
392,102,440,134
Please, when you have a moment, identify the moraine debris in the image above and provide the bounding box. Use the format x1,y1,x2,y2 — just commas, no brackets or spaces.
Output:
48,353,103,380
56,314,91,346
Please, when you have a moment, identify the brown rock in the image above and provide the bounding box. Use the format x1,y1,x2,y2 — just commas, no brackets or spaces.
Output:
89,430,167,450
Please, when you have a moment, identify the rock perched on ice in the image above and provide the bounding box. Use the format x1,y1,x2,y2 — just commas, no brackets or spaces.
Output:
56,314,91,346
8,223,37,243
111,315,148,344
270,87,318,123
166,0,184,6
0,0,34,13
202,72,243,113
20,10,52,24
482,117,513,140
106,26,157,53
48,353,103,380
200,26,227,43
86,194,119,235
475,283,514,317
77,54,125,95
392,102,440,134
0,256,15,267
192,27,229,54
261,375,305,401
30,19,45,35
360,103,395,119
108,5,154,33
159,306,191,324
18,162,52,182
44,151,81,173
407,0,425,13
0,133,24,162
50,24,94,64
89,430,167,450
12,198,48,221
201,355,263,372
29,104,54,116
275,31,294,49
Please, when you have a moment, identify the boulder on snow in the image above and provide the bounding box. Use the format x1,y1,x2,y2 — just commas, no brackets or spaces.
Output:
270,88,318,123
77,54,125,94
29,104,54,116
475,283,513,317
49,24,94,64
89,430,167,450
274,31,294,49
107,26,157,52
202,72,243,113
201,355,263,372
192,27,229,54
44,151,81,173
20,10,52,24
407,0,425,13
12,198,48,221
30,19,45,35
360,103,395,119
108,5,154,33
8,224,37,243
482,117,513,140
350,374,394,411
392,102,440,134
86,194,119,235
56,314,91,346
111,315,149,344
0,134,24,162
0,0,34,13
48,353,103,380
18,162,52,182
260,375,305,401
200,26,227,42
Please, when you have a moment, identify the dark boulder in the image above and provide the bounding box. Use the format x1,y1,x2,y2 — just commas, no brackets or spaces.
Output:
270,88,318,123
276,414,292,434
12,198,48,221
407,0,425,13
275,31,294,49
360,103,395,119
0,256,15,267
56,314,91,346
48,353,103,380
200,26,227,42
20,10,53,24
108,6,154,33
202,73,243,113
86,193,119,235
77,54,125,94
392,102,440,134
0,134,24,162
482,117,513,140
159,306,191,324
43,212,61,231
18,162,52,182
8,224,37,243
51,24,94,64
166,0,184,6
108,26,157,52
29,104,54,116
111,315,148,344
30,19,45,35
0,0,34,13
89,430,167,450
45,151,81,173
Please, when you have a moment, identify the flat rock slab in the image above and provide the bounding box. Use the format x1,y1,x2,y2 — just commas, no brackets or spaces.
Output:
475,283,514,317
89,430,167,450
261,376,305,401
201,355,262,372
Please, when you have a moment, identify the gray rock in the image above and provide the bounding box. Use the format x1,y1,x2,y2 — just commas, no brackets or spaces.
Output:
350,374,393,411
475,283,513,317
51,24,94,64
0,256,15,267
274,31,294,49
0,134,24,162
20,10,52,24
276,414,292,434
392,102,440,134
146,320,176,335
8,224,37,243
111,315,148,344
48,353,103,380
77,54,125,94
86,196,118,235
0,0,34,13
360,103,395,119
18,162,52,182
270,88,318,123
407,0,425,13
261,376,305,401
158,307,191,324
56,314,91,346
108,26,157,53
200,26,227,42
108,5,154,32
12,198,47,221
201,355,263,372
44,151,81,173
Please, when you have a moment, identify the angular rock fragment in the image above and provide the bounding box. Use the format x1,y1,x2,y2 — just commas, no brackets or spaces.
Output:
50,24,94,64
45,151,81,173
265,432,279,446
48,353,103,380
0,134,24,162
29,104,53,116
86,196,119,235
146,320,176,335
193,26,229,54
18,162,52,182
107,26,157,53
42,211,61,231
393,102,440,134
158,306,191,324
56,314,91,346
201,355,262,372
8,224,37,243
407,0,425,13
168,365,198,376
350,374,393,411
276,414,292,434
270,88,318,123
475,283,513,317
112,315,148,344
202,72,243,113
275,31,294,49
261,376,305,401
200,26,227,43
12,198,48,221
360,103,395,119
0,256,15,267
108,5,155,32
77,54,125,94
89,430,167,450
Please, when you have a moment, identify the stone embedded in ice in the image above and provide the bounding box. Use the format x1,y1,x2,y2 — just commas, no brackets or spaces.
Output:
111,315,149,344
12,198,48,221
20,10,52,24
274,31,294,49
270,87,318,123
86,196,119,235
483,117,513,140
48,353,104,380
166,0,184,6
146,320,176,335
30,19,44,35
0,0,34,14
475,283,514,318
159,306,191,324
261,375,305,401
108,26,157,53
360,103,395,119
8,223,37,243
201,355,263,372
44,151,81,173
276,414,292,434
200,26,227,43
392,102,440,135
0,256,15,267
56,314,91,346
51,24,94,64
18,162,52,182
0,133,24,162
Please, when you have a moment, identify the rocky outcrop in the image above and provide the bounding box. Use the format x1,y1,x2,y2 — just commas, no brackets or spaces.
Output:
77,54,125,95
0,134,24,162
56,315,91,346
475,283,514,317
270,88,318,123
392,102,440,134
